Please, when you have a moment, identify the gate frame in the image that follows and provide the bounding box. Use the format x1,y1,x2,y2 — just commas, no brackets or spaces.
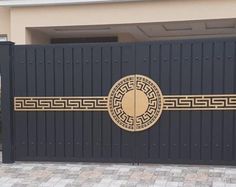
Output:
1,39,236,165
0,42,15,163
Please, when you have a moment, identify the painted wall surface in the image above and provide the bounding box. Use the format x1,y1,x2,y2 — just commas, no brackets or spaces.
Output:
26,29,50,44
3,0,236,44
0,7,10,39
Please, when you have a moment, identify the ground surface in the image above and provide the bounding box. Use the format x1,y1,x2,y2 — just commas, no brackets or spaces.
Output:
0,153,236,187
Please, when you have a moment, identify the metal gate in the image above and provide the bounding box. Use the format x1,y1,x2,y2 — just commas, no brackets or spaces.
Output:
1,38,236,165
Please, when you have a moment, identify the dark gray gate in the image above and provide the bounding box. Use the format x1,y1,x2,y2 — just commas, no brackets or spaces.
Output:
13,43,136,163
134,40,236,165
1,38,236,165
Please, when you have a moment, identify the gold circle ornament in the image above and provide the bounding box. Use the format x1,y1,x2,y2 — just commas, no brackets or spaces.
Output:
107,75,163,132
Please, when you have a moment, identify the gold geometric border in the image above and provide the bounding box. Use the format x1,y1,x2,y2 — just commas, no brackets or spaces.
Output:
14,94,236,111
13,71,236,133
107,75,135,131
15,94,236,111
106,74,164,132
14,97,108,111
135,75,164,131
163,95,236,110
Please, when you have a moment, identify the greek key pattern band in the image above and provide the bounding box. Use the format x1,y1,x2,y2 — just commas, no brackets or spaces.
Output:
163,95,236,110
14,97,108,111
14,94,236,111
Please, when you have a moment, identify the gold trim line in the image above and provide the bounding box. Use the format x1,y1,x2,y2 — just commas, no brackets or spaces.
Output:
163,94,236,110
14,94,236,111
14,96,108,111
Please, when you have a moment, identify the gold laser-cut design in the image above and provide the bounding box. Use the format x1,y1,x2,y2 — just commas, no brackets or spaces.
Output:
135,75,163,131
107,75,163,132
14,97,108,111
14,74,236,132
163,95,236,110
107,75,135,131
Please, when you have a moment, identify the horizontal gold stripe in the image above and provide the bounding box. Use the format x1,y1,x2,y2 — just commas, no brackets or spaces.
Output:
14,94,236,111
14,96,108,111
163,94,236,110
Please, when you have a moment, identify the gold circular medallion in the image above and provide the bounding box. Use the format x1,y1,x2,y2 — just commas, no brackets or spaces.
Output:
107,75,163,132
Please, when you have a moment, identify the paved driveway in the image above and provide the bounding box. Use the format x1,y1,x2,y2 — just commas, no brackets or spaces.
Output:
0,153,236,187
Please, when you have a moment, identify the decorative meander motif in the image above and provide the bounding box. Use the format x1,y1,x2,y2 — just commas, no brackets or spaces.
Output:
107,75,163,131
14,74,236,132
163,95,236,110
107,76,135,131
134,75,163,131
14,97,108,111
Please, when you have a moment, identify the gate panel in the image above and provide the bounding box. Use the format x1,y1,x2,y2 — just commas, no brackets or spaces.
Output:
135,44,149,162
92,46,102,159
149,44,161,159
119,45,135,161
212,41,224,161
159,43,171,160
170,42,181,160
223,41,234,161
3,38,236,164
64,46,74,158
134,39,236,165
111,46,121,159
14,46,28,160
83,46,93,158
191,42,202,160
201,41,213,161
54,47,64,158
27,47,37,157
45,46,55,158
101,46,112,159
180,43,191,160
13,43,135,162
36,47,46,158
73,46,83,158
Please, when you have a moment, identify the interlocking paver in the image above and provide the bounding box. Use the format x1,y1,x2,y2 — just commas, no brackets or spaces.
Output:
0,153,236,187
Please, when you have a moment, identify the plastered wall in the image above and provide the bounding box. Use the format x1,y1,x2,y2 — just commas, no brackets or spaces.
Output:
0,7,10,39
2,0,236,44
